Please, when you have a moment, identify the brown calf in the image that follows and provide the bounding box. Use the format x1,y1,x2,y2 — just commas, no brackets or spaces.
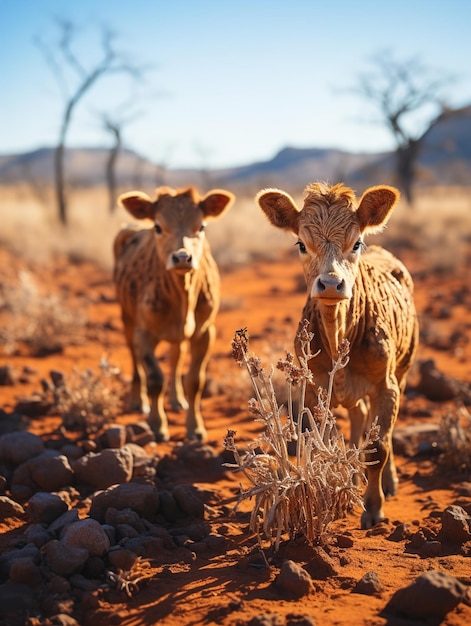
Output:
114,186,234,441
257,182,419,528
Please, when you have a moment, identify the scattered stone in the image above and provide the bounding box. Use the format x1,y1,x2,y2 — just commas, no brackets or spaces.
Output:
102,425,127,449
41,540,89,577
305,546,339,579
26,492,69,524
0,495,26,520
439,505,471,544
108,548,139,571
13,396,53,417
9,556,43,586
335,534,354,548
0,365,17,386
421,540,441,557
62,518,111,557
172,483,205,518
353,570,382,595
158,490,181,522
24,451,75,492
387,522,411,542
275,560,313,598
416,359,467,402
88,482,159,523
0,431,44,466
73,447,133,490
383,570,470,622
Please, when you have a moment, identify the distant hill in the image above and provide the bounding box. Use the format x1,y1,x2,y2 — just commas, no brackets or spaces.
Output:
0,105,469,193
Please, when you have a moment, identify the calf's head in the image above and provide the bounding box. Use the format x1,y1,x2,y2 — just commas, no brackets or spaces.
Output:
119,186,234,272
257,182,400,304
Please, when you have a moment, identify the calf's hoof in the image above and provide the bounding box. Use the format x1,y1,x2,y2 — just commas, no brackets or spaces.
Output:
361,507,385,530
186,428,208,442
170,398,189,412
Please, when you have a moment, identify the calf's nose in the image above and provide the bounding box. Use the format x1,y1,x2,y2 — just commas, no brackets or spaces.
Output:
172,250,192,265
312,273,348,299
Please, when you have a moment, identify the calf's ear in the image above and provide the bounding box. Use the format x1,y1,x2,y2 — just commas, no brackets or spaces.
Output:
119,191,154,220
357,185,400,234
200,190,235,219
256,189,300,233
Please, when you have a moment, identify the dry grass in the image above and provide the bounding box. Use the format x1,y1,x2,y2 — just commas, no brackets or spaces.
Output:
375,186,471,272
437,404,471,474
224,321,378,549
0,268,86,356
46,358,123,434
1,183,469,274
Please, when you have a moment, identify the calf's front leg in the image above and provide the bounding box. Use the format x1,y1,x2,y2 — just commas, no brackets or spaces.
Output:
185,324,215,441
361,382,400,529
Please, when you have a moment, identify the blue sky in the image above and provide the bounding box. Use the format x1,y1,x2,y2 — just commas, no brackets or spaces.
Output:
1,0,470,169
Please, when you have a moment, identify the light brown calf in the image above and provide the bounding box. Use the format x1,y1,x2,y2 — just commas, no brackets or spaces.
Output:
114,186,234,441
257,182,419,528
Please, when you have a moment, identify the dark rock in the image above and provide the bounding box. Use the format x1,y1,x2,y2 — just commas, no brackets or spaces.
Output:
73,447,133,490
0,431,44,465
383,569,469,622
89,482,159,523
439,505,471,544
0,365,17,386
335,534,354,548
353,570,382,595
62,518,111,557
26,492,68,524
387,522,411,542
305,546,339,579
172,483,205,518
421,540,442,557
41,540,89,576
275,560,313,598
0,495,26,520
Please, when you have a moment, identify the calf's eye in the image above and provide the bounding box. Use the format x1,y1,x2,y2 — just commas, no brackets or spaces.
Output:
154,223,162,234
296,240,307,254
199,224,206,233
352,240,363,252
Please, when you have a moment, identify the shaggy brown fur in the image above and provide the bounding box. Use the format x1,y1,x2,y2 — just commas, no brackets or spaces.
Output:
114,186,234,441
257,181,419,528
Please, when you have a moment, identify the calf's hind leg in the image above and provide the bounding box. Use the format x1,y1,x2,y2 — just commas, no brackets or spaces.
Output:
134,328,170,442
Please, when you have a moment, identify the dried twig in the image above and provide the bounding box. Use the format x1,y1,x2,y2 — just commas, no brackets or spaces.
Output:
225,320,378,549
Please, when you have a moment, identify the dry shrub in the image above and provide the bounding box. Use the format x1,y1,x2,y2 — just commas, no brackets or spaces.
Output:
225,321,378,549
377,186,471,272
0,270,86,356
437,404,471,474
52,359,123,434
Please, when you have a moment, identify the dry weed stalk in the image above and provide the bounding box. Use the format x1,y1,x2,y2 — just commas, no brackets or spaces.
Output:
105,557,154,596
225,321,379,549
53,358,123,434
0,270,85,355
437,404,471,474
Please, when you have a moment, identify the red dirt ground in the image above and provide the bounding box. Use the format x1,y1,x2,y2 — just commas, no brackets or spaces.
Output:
1,244,470,625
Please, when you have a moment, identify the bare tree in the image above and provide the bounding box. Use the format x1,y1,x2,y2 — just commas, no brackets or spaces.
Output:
101,104,142,213
353,51,452,204
36,20,146,225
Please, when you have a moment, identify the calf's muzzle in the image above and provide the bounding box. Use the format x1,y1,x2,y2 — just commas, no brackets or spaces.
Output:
311,273,350,300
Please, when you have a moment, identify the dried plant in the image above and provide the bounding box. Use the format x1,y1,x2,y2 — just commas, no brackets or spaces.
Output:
0,270,85,355
224,321,379,549
106,557,154,596
52,358,123,434
437,404,471,474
